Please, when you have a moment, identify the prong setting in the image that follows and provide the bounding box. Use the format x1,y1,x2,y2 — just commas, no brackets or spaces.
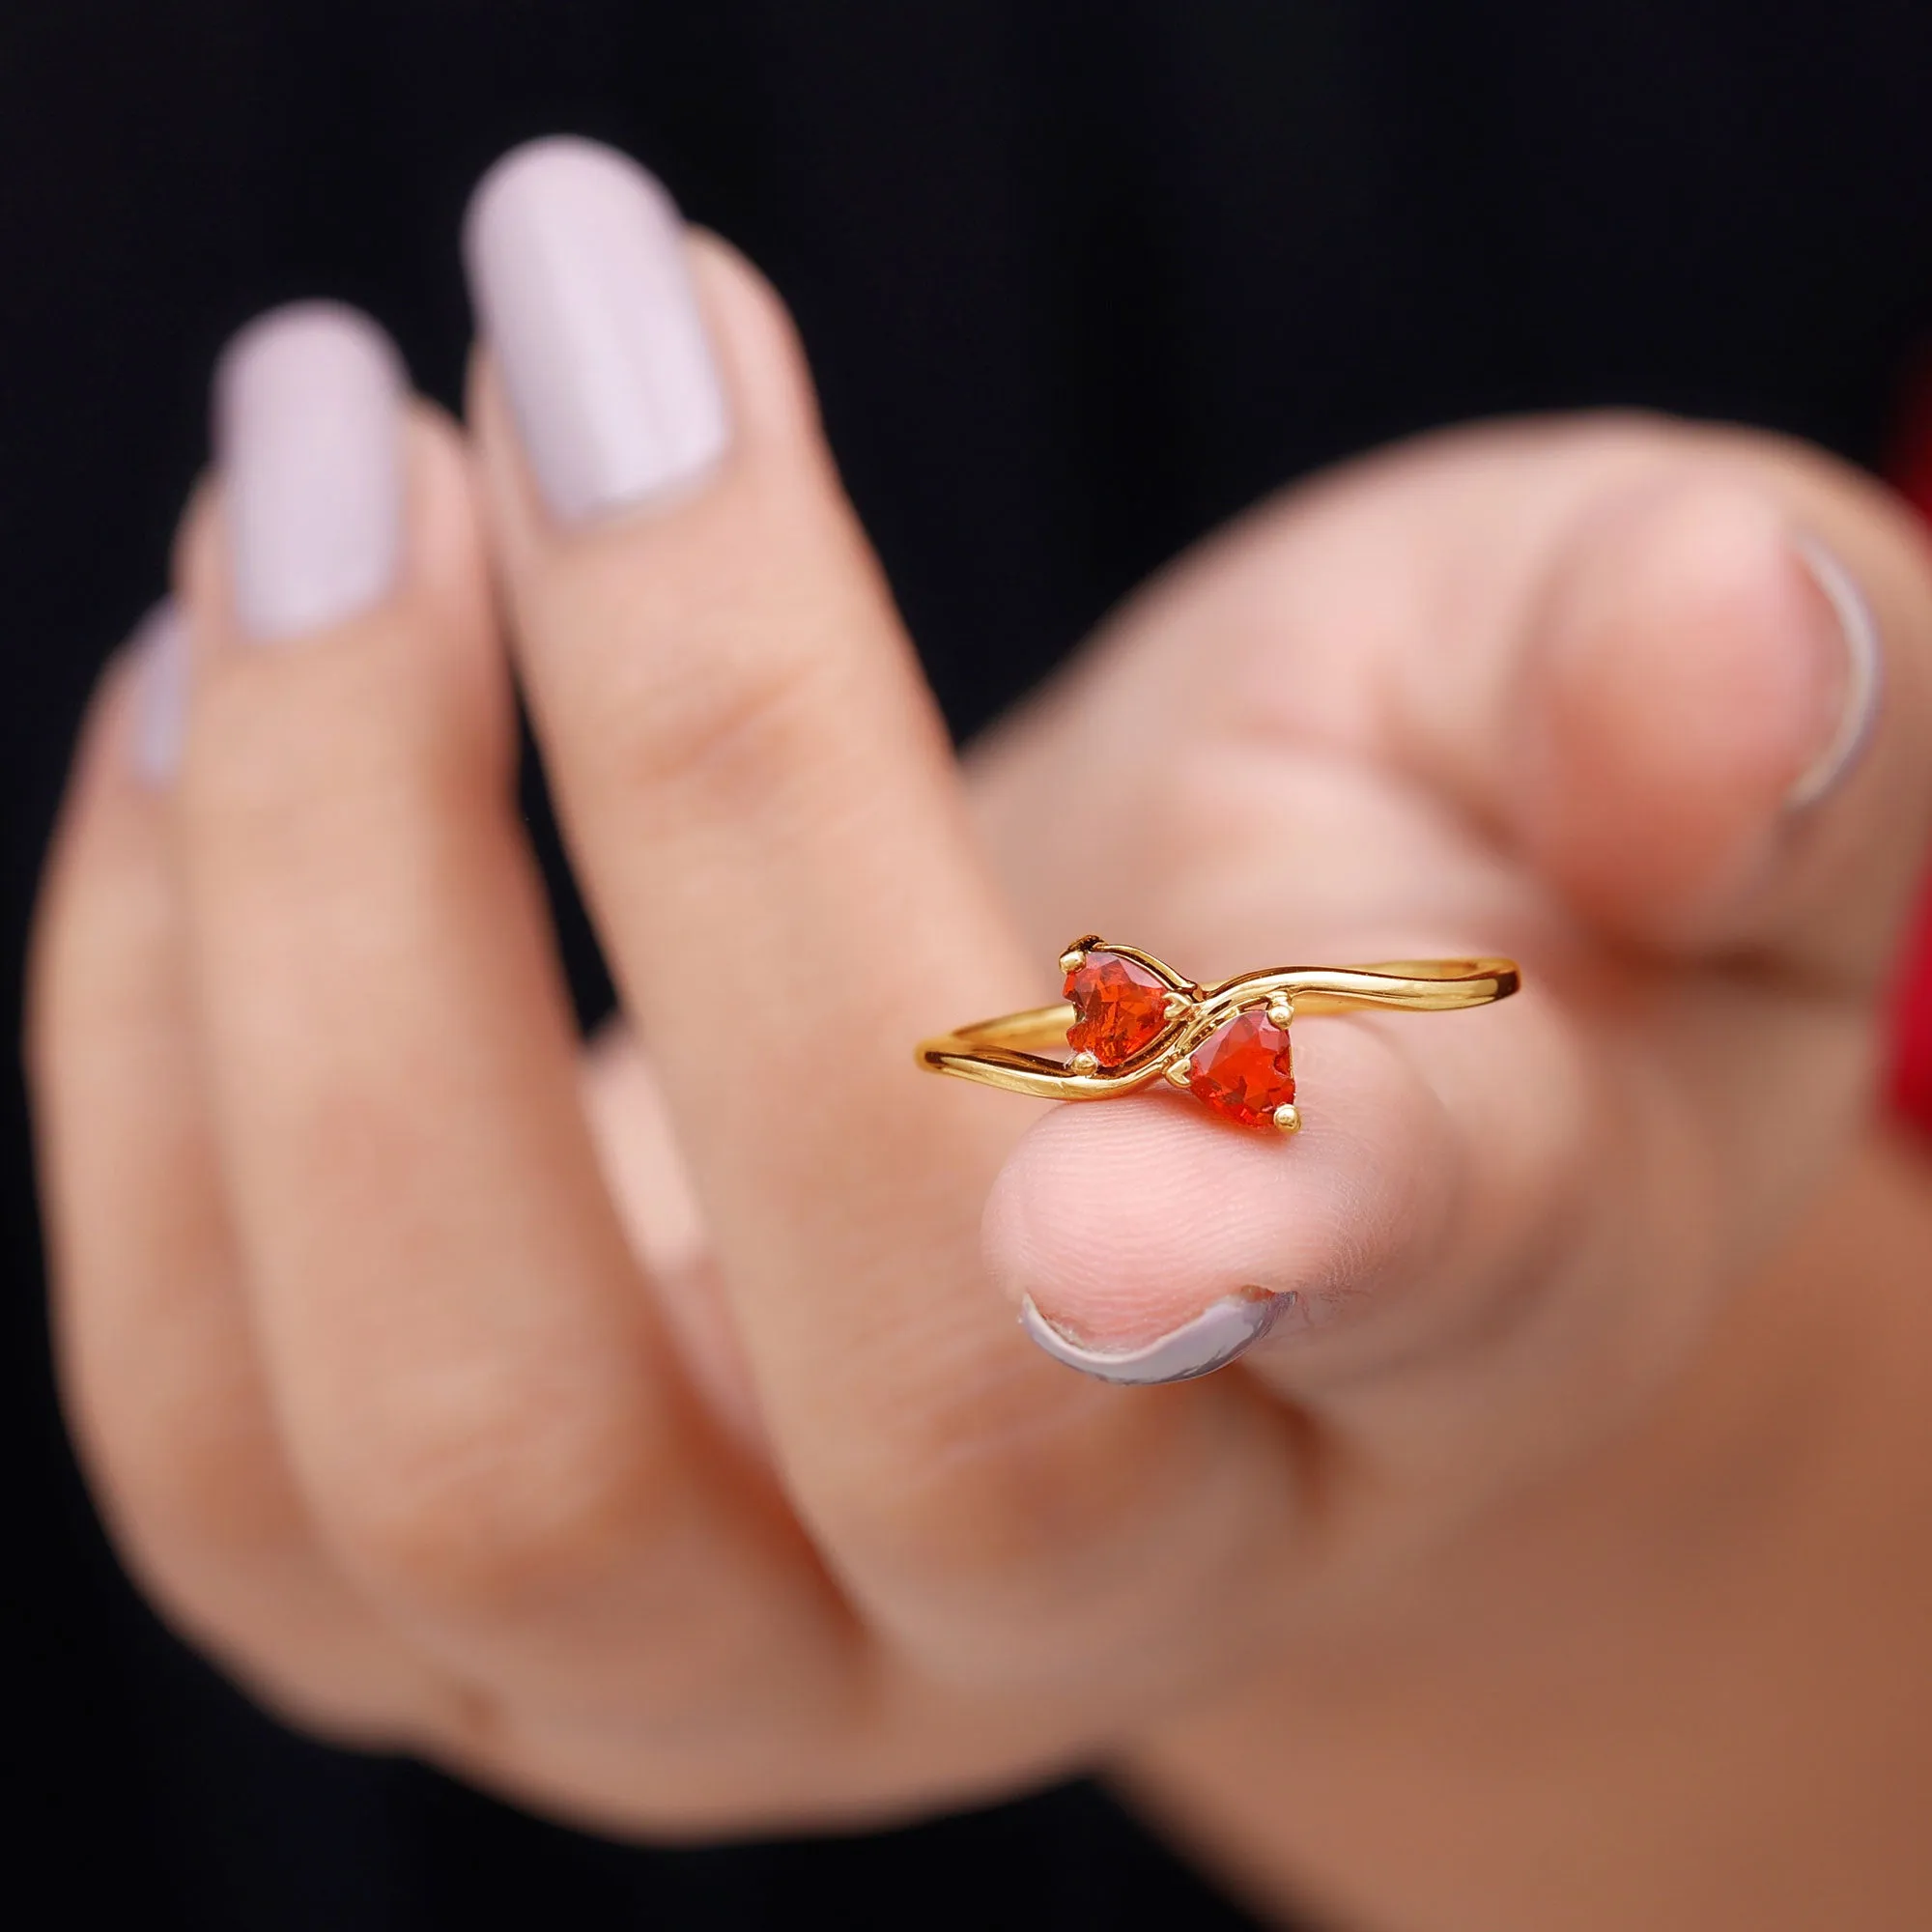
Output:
1059,934,1105,978
923,939,1519,1128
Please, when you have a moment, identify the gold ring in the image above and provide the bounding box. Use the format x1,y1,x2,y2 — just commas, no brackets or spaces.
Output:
918,937,1521,1131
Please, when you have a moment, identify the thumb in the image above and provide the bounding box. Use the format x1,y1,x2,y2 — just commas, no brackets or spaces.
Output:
983,425,1932,1426
1506,464,1927,972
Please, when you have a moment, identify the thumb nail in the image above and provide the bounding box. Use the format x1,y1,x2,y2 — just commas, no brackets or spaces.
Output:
1786,534,1882,810
1018,1291,1295,1386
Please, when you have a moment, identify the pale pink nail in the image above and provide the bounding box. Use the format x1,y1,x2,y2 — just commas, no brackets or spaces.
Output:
130,600,188,784
214,302,406,640
462,136,729,525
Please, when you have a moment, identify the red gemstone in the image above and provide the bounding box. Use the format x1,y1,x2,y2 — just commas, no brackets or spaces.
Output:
1064,949,1173,1067
1186,1009,1295,1128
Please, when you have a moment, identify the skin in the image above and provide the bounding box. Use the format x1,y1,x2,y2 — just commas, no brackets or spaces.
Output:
1120,1126,1932,1929
25,228,1932,1928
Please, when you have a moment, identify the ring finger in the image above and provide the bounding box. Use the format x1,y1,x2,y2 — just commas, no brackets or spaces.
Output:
169,307,847,1742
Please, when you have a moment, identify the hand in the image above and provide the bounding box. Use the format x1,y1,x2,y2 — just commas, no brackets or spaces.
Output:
29,138,1932,1918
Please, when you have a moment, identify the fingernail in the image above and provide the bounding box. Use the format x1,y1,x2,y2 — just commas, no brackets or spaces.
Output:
1018,1291,1295,1386
1786,534,1882,810
463,136,729,526
130,600,188,784
214,301,406,641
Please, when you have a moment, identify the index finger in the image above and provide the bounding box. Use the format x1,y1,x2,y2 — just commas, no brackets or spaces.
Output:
462,139,1305,1672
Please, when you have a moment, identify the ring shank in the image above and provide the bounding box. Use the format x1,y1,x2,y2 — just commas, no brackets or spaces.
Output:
1244,956,1520,1015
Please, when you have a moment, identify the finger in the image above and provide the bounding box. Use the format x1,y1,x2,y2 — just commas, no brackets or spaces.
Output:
979,421,1932,1444
579,1024,766,1458
176,303,843,1723
464,139,1303,1677
1120,420,1929,974
982,803,1592,1439
1487,445,1929,979
28,608,439,1740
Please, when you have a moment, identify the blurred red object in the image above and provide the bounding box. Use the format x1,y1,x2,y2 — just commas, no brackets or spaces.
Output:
1894,890,1932,1130
1888,367,1932,1136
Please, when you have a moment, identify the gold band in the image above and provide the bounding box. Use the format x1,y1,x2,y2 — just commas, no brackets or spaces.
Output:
918,939,1520,1130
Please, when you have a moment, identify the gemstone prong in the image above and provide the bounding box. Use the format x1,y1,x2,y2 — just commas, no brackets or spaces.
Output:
1164,1060,1194,1089
1273,1104,1301,1133
1070,1049,1100,1076
1163,991,1193,1020
1059,947,1087,976
1266,998,1295,1030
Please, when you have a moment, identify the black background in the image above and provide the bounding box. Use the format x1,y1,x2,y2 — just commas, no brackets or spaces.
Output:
7,5,1932,1925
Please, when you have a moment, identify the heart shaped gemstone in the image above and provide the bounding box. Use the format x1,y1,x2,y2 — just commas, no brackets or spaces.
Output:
1185,1009,1295,1127
1064,949,1173,1067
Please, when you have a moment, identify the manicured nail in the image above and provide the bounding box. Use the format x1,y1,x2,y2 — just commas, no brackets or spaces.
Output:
130,601,188,784
463,136,729,525
1018,1291,1294,1386
1787,534,1882,810
213,302,406,641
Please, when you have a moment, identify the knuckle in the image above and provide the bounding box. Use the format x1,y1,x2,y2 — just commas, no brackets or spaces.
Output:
182,671,355,868
538,531,862,819
604,628,844,819
813,1385,1283,1685
811,1363,1158,1617
183,624,473,838
306,1384,650,1615
64,1326,296,1564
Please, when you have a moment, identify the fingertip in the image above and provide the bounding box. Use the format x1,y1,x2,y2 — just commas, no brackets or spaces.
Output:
26,603,194,1096
683,230,827,456
212,300,406,440
1519,478,1855,942
210,301,409,642
458,142,836,625
462,135,680,277
169,472,225,639
462,135,728,526
170,400,513,849
983,1024,1460,1379
1786,532,1883,810
44,603,191,835
398,402,497,628
128,600,189,787
181,302,481,655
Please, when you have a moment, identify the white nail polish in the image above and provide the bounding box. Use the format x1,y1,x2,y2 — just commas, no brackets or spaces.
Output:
1018,1291,1294,1386
1787,534,1882,810
463,137,729,526
214,302,407,641
130,601,188,785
